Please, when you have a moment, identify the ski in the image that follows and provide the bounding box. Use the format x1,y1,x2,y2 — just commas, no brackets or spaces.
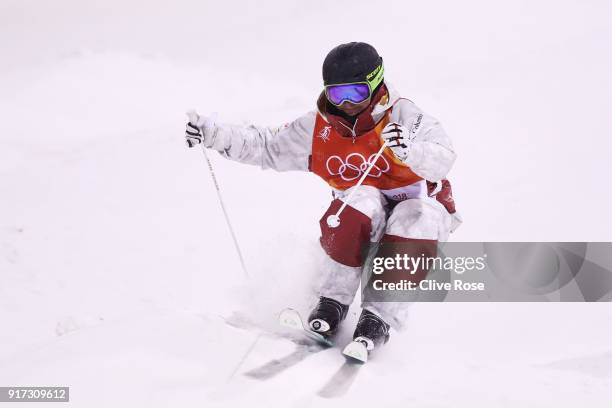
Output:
222,311,327,381
278,308,334,347
317,360,363,398
244,342,324,380
317,341,368,398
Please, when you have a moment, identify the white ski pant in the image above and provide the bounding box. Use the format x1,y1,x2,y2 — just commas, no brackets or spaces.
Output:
317,185,452,330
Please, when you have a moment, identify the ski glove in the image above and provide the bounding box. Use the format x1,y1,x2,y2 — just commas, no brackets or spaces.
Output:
381,122,413,162
185,111,215,148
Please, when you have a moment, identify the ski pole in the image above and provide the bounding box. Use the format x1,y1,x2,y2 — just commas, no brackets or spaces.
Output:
188,111,249,278
326,141,388,228
201,148,249,277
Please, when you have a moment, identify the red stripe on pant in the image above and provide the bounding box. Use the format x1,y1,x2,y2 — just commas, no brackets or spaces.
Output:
319,199,372,267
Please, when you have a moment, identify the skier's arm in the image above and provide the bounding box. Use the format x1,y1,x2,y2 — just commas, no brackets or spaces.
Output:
403,113,456,181
186,111,315,172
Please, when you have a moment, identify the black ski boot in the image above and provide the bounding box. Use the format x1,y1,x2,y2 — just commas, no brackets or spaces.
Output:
307,296,349,338
353,309,390,349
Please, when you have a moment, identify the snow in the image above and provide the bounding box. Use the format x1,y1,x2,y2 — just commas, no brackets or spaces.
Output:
1,0,612,406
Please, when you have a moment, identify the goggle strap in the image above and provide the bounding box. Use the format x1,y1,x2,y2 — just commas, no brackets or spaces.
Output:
365,61,384,91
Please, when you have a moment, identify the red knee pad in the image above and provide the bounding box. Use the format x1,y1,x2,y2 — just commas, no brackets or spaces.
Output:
376,235,438,285
363,235,439,302
319,199,372,267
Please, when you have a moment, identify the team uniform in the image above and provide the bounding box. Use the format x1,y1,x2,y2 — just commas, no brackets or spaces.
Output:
186,42,460,358
192,83,460,325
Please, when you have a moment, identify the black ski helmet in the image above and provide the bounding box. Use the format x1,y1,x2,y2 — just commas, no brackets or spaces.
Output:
322,42,383,86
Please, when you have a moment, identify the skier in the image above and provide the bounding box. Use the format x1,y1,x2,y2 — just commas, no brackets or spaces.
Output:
185,42,461,359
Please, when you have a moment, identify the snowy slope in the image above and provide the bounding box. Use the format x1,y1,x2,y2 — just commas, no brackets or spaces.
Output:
1,0,612,406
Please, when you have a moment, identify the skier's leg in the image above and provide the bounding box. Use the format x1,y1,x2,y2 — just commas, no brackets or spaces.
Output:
361,197,452,331
318,185,387,303
309,186,387,335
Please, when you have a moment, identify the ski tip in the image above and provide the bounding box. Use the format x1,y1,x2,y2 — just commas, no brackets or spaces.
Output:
342,341,368,363
278,308,305,330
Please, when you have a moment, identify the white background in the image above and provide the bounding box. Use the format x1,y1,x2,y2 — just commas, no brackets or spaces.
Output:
1,1,611,406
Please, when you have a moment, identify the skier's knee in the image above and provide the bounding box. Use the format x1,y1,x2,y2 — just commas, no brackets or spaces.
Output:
319,199,373,267
386,198,444,240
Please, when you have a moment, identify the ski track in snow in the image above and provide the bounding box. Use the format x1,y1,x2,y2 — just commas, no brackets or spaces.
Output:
1,0,612,406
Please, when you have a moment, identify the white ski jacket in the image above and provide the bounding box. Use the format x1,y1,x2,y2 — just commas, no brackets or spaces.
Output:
203,84,456,184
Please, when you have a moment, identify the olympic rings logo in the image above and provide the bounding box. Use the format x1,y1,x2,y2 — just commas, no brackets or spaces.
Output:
325,153,390,181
